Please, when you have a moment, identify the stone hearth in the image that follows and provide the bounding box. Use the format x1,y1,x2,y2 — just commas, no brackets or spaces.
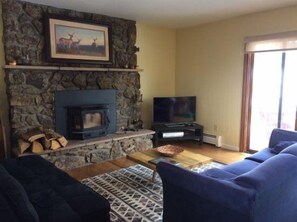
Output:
16,130,154,170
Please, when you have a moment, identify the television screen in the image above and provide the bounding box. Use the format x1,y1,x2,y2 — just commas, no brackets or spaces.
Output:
153,96,196,124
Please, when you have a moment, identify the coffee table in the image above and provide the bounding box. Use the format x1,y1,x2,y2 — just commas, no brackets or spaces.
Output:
127,148,212,181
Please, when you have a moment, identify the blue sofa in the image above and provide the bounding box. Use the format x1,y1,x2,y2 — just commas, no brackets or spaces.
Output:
0,155,110,222
157,128,297,222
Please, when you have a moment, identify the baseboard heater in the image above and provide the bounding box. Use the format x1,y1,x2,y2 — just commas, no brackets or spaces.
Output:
203,133,222,147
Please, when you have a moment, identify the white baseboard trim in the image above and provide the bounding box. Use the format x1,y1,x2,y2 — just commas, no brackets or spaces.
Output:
195,139,240,152
221,144,239,152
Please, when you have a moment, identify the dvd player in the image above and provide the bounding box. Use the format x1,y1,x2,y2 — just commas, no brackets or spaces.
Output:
162,132,184,138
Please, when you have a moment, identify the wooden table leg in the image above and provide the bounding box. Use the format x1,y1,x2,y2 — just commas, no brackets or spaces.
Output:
152,170,157,182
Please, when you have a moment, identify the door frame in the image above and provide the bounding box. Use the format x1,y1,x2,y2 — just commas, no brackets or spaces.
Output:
239,53,254,152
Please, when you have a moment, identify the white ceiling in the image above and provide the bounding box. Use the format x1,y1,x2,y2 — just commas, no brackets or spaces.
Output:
23,0,297,29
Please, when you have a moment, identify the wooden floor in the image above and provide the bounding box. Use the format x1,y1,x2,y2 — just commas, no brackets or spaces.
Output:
67,141,250,180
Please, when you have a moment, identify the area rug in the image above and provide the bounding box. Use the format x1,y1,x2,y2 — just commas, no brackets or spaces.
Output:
81,162,224,222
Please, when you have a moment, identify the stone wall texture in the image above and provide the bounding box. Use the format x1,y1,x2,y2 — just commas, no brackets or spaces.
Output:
2,0,142,146
42,134,153,170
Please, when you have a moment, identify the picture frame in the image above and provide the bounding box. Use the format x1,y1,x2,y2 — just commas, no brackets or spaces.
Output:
44,14,112,64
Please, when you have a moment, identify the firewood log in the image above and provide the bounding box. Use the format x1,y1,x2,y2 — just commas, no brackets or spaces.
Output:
18,128,67,152
57,136,68,147
21,128,45,142
40,137,51,150
44,130,61,139
51,140,61,150
31,141,43,153
17,139,31,154
45,130,68,148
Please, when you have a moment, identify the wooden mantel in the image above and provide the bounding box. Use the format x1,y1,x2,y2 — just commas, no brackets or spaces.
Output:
3,65,143,72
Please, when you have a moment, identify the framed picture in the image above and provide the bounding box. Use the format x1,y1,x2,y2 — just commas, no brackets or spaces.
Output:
44,14,112,64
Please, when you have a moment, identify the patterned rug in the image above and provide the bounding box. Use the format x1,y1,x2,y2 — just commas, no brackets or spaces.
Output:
81,162,224,222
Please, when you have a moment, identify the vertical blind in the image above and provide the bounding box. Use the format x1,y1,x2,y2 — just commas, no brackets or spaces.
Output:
244,31,297,53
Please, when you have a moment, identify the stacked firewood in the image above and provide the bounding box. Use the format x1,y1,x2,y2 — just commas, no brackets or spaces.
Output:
17,128,68,154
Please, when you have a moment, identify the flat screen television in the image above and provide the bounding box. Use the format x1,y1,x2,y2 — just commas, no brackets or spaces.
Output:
153,96,196,124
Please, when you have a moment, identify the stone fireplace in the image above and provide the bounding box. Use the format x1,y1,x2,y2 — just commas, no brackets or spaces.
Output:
2,0,154,169
3,0,141,142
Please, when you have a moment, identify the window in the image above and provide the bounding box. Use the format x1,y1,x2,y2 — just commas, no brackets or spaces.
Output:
250,51,297,151
240,31,297,152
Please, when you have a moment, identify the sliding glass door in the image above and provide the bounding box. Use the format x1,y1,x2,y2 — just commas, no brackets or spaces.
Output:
249,51,297,151
282,52,297,129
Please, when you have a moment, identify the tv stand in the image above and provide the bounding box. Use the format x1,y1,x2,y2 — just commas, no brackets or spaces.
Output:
151,123,203,147
164,123,186,127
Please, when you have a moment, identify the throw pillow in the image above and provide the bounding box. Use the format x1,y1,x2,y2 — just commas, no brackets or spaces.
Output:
270,141,297,154
280,142,297,157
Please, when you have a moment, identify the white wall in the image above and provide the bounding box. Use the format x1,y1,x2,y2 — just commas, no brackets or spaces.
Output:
175,6,297,150
137,23,176,128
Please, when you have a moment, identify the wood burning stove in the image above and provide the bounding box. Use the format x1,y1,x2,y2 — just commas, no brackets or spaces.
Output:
67,104,109,140
54,89,117,139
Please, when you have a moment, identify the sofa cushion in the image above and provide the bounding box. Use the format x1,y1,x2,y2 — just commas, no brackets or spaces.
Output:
280,142,297,157
245,148,275,163
270,141,297,154
0,165,39,222
222,159,260,176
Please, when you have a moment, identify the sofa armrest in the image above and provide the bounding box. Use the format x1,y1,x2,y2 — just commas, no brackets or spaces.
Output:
0,165,39,222
157,162,255,215
2,155,110,222
268,128,297,148
235,154,297,222
235,153,297,191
